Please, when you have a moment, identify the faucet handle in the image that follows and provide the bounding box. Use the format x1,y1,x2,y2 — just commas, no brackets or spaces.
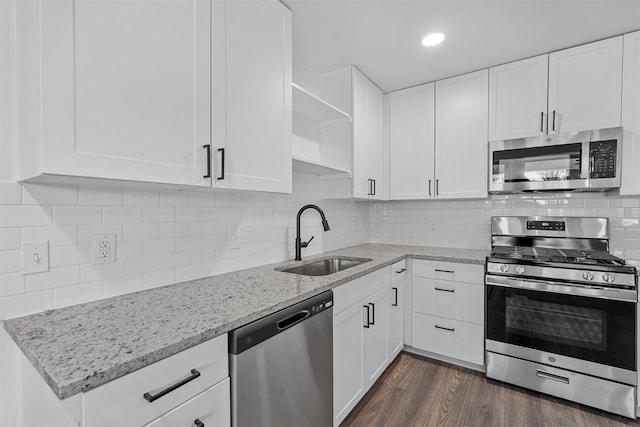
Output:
302,236,315,248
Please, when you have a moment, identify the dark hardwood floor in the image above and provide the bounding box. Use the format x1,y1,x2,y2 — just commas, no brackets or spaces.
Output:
341,352,640,427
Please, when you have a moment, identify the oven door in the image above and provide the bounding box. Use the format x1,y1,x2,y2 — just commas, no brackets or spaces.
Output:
486,275,636,384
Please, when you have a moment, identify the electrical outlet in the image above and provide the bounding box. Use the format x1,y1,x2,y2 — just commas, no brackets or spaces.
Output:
22,240,49,275
94,234,116,264
229,231,242,249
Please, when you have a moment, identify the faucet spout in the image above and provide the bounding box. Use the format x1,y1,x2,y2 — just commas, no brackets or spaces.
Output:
295,205,330,261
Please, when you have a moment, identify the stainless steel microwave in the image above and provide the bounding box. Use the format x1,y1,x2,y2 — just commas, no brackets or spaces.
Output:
488,127,622,193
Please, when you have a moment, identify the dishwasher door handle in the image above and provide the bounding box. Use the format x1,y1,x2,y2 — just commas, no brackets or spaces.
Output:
277,310,310,331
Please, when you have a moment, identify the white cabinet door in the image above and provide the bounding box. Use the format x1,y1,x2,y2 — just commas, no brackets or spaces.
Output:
16,0,211,186
389,275,404,358
211,0,292,193
622,31,640,196
352,68,385,200
488,55,549,141
548,36,623,134
363,287,390,387
435,69,489,199
389,84,435,199
333,302,365,426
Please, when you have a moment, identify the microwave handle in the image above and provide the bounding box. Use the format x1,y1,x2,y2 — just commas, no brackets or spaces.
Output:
580,141,590,179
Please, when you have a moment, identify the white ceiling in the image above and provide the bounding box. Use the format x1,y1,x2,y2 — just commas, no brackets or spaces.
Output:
283,0,640,93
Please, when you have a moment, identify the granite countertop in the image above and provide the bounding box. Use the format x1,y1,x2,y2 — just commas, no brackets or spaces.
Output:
3,243,487,400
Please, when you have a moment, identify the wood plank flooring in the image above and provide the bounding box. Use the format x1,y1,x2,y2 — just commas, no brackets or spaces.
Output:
341,352,640,427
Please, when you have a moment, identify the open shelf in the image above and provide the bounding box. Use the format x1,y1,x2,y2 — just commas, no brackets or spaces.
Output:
292,156,351,176
292,83,351,125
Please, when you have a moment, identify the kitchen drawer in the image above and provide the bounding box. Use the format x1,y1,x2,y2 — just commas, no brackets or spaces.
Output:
145,378,231,427
412,313,484,366
333,267,389,315
412,259,483,284
84,334,228,427
412,277,483,324
390,260,407,284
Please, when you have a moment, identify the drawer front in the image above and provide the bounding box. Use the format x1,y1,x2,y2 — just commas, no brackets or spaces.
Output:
412,313,484,366
333,267,390,315
412,277,483,324
412,259,483,284
145,378,231,427
390,260,407,284
84,334,228,427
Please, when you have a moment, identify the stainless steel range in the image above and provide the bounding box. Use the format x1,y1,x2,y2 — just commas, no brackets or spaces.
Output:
485,216,638,418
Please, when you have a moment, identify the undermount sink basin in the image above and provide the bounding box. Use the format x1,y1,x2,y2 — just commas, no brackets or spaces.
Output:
278,257,372,276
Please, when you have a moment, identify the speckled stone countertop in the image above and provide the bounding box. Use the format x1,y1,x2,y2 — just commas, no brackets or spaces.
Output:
3,243,487,400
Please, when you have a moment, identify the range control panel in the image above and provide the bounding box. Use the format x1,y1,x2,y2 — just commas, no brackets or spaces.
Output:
526,220,566,231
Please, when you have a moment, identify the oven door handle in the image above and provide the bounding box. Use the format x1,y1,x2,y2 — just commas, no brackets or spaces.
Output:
485,274,637,303
536,369,570,384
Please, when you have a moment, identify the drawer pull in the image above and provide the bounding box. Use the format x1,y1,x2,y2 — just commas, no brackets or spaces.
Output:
536,369,570,384
194,419,205,427
363,305,370,328
435,269,455,274
143,369,201,403
434,287,455,293
395,268,406,274
369,303,375,325
392,287,398,306
435,324,455,332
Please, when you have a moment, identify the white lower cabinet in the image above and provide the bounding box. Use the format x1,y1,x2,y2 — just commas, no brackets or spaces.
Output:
410,260,485,369
333,267,391,427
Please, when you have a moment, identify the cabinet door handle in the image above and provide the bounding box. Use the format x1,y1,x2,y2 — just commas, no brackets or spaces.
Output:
540,112,544,132
435,287,455,293
372,179,376,196
143,369,201,403
395,268,406,274
552,110,556,132
435,325,455,332
436,179,439,196
217,148,225,180
369,302,375,325
434,269,455,274
428,179,432,196
536,369,570,384
367,179,372,196
194,419,205,427
203,145,211,178
363,305,370,328
392,287,398,306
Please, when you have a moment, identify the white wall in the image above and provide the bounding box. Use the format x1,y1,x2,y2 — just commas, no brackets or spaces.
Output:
370,193,640,268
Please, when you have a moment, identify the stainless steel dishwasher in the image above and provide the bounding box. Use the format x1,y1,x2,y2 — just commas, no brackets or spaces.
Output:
229,290,333,427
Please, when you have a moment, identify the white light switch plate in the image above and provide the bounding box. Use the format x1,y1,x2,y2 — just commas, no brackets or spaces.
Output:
93,234,116,264
22,240,49,275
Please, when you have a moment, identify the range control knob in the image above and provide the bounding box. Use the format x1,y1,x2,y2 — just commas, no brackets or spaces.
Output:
499,264,509,273
602,273,616,283
581,271,594,281
515,266,525,274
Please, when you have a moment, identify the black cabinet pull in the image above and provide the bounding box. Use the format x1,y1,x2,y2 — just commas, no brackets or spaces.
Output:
363,305,370,328
435,325,455,332
203,145,211,178
217,148,225,180
436,179,439,196
395,268,406,274
540,112,544,132
143,369,201,403
435,287,455,293
367,179,372,195
392,287,398,306
369,303,375,325
194,419,205,427
552,110,556,131
428,179,431,196
434,269,455,274
372,179,376,196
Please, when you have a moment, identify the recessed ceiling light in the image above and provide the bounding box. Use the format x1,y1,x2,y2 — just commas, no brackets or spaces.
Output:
422,32,445,47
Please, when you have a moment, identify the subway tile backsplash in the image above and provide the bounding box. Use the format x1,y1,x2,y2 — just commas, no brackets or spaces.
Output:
0,173,369,319
369,191,640,269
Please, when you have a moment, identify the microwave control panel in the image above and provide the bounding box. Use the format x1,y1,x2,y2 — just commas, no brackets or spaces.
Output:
590,140,617,179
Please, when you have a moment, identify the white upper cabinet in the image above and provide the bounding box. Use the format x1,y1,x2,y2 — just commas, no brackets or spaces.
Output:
489,36,623,141
548,36,623,134
388,83,435,199
352,68,386,200
15,0,212,188
621,30,640,196
435,69,489,199
488,55,549,140
211,0,292,193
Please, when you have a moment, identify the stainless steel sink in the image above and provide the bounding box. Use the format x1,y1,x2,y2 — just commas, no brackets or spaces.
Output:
278,257,371,276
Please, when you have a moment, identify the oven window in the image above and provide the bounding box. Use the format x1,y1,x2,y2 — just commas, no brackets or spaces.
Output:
487,285,635,371
492,143,582,183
